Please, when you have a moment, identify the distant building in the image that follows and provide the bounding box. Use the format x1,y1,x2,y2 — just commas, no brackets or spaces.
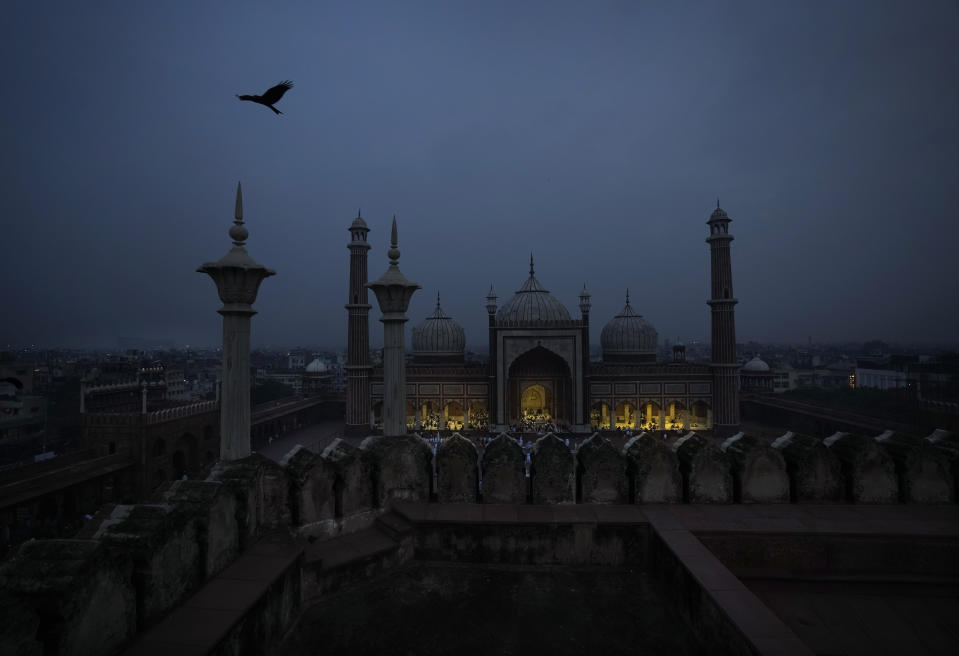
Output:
348,204,743,435
854,355,908,390
740,355,774,394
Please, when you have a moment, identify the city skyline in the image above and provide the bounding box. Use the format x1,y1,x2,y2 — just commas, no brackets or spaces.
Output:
2,1,958,349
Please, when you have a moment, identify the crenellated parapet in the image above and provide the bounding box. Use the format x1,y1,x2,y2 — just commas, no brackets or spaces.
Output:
673,432,733,503
771,431,843,502
576,433,628,504
145,400,219,424
874,430,954,503
436,433,479,503
721,432,790,503
530,433,575,504
823,432,898,503
480,432,526,503
624,432,682,503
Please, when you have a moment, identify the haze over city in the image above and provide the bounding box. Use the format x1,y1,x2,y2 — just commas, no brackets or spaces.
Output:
3,0,958,349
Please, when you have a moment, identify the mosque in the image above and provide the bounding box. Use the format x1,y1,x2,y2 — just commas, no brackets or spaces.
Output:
344,203,740,436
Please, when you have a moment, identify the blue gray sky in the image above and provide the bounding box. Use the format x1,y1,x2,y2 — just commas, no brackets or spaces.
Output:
2,0,957,349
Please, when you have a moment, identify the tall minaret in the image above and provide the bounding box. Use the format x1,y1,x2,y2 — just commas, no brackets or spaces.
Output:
707,200,740,437
578,283,592,429
485,285,498,429
345,210,372,436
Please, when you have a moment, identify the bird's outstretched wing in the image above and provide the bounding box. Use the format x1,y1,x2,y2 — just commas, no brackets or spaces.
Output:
260,80,293,104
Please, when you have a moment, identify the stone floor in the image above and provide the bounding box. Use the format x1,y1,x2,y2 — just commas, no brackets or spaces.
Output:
640,504,959,656
749,579,959,656
283,562,704,655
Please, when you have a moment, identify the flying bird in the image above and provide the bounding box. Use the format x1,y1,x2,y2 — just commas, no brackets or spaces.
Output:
236,80,293,115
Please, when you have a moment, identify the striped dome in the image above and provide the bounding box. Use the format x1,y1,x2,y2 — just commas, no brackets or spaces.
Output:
601,291,658,361
412,293,465,357
495,257,571,324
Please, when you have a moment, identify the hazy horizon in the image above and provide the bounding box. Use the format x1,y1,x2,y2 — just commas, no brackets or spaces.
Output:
3,1,958,350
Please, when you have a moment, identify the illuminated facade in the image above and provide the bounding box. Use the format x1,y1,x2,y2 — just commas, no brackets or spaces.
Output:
347,205,740,434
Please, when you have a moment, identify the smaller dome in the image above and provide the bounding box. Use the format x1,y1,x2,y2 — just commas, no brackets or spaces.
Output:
413,293,465,360
742,355,770,372
601,290,658,362
350,215,368,230
305,358,328,373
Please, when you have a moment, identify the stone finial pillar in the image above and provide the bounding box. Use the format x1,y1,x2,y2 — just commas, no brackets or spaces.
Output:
198,182,275,461
367,217,420,437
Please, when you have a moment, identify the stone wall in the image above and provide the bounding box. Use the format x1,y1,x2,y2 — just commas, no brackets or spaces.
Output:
1,428,955,655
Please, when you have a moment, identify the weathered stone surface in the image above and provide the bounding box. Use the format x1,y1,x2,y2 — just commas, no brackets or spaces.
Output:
624,433,682,503
721,433,790,503
673,432,732,503
436,433,479,503
283,445,336,526
771,431,843,502
362,434,433,503
874,431,954,503
577,433,627,504
0,590,40,656
160,480,239,577
927,430,959,500
823,432,898,503
481,433,527,504
98,503,200,628
0,539,135,656
211,453,292,548
530,433,574,504
323,438,374,517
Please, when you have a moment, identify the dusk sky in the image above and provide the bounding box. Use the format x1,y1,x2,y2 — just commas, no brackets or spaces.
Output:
2,1,957,350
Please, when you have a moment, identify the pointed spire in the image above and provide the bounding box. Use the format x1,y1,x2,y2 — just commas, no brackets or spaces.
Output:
626,288,630,305
529,252,535,277
717,197,720,209
357,208,362,218
229,181,248,247
235,182,243,221
388,215,400,265
436,291,441,309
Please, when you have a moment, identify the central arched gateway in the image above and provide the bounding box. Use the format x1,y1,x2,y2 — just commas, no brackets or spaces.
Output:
506,346,572,428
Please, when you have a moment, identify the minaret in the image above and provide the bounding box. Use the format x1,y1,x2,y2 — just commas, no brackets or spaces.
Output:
198,183,275,460
578,282,591,428
345,210,372,436
368,217,420,437
706,200,740,437
485,284,498,428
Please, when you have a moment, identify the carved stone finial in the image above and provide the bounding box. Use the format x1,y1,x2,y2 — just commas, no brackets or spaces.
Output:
388,215,400,264
529,252,535,277
626,288,630,305
436,291,441,309
229,181,248,246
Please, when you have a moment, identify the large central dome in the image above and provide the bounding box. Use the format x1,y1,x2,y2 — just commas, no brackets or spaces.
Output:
495,257,572,324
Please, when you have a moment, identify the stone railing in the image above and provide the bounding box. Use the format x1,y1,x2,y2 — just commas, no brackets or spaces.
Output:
1,428,955,655
144,400,218,424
